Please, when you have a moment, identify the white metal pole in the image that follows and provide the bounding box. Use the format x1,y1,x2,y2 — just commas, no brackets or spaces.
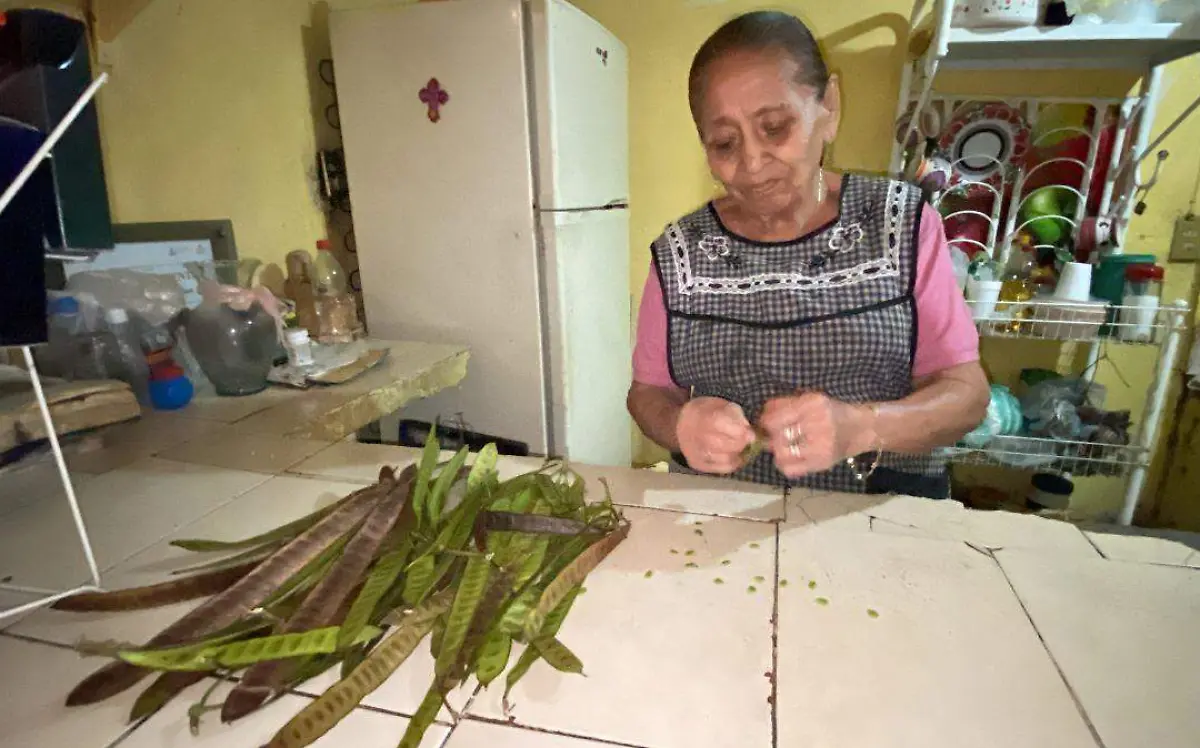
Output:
932,0,954,59
998,99,1037,266
1076,99,1108,231
0,73,108,216
890,60,915,176
1115,67,1163,245
1097,98,1135,222
19,348,102,584
1082,339,1102,386
1118,301,1188,526
1133,91,1200,166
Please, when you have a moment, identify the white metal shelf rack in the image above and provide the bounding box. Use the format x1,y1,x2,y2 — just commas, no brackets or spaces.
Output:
0,74,109,622
936,299,1189,488
892,1,1200,525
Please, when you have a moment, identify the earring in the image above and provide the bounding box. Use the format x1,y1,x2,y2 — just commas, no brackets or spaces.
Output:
815,167,827,205
712,177,725,197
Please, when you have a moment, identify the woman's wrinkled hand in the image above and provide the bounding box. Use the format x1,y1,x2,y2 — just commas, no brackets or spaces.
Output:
675,397,756,475
759,393,872,479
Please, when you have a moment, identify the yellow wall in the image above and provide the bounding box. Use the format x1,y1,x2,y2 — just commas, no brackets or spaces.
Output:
95,0,1200,522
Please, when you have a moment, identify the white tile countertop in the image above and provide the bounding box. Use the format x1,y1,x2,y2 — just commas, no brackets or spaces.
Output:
2,432,1198,748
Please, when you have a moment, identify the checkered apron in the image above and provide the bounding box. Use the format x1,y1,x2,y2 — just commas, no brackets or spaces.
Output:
651,174,946,492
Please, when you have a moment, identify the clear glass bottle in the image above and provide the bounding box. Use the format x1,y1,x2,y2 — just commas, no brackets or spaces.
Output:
998,236,1037,332
103,307,151,404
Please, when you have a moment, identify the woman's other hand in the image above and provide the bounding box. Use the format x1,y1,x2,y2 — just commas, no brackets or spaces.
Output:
676,397,756,474
759,393,873,479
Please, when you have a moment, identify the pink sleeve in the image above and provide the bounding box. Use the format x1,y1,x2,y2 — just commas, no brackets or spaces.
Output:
912,203,981,379
632,265,680,389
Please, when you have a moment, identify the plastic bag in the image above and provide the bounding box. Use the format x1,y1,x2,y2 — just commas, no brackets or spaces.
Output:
66,269,189,329
1021,378,1087,440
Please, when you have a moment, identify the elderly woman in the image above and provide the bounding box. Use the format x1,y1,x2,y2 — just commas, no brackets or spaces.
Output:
628,11,988,499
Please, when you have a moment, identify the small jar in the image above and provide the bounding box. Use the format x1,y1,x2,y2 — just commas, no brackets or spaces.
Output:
1118,264,1164,342
285,327,315,367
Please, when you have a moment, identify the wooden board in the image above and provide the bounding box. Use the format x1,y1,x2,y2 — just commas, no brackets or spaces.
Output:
0,369,140,455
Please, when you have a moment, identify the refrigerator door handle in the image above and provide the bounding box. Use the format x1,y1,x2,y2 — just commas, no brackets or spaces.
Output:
538,200,628,213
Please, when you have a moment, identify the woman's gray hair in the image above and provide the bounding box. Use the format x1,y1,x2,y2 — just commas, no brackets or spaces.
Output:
688,11,831,123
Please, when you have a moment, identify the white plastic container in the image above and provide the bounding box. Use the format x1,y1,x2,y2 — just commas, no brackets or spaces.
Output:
1118,264,1164,343
1119,295,1160,342
285,328,316,367
953,0,1041,28
1054,262,1093,302
967,278,1003,320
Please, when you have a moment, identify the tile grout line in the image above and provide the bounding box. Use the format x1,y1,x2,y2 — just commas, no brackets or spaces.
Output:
770,522,780,748
94,463,277,576
986,549,1109,748
460,713,653,748
1078,529,1109,560
435,687,476,748
152,454,287,480
102,715,150,748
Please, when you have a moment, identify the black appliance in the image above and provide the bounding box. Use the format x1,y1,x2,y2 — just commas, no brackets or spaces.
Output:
0,8,114,346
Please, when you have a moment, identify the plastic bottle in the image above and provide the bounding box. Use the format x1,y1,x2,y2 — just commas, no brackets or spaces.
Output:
50,296,84,337
103,307,151,404
36,296,84,377
311,240,361,343
44,295,117,380
313,240,348,296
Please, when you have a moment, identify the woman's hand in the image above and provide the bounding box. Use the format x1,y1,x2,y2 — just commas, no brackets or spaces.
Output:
675,397,756,474
759,393,874,479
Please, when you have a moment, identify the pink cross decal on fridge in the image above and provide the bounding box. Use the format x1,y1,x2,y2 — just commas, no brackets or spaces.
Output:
419,78,449,123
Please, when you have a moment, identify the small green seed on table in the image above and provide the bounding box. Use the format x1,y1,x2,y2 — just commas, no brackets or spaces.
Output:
867,609,879,618
815,597,829,606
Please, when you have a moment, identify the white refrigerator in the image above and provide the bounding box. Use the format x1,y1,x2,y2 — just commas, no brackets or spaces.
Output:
331,0,632,466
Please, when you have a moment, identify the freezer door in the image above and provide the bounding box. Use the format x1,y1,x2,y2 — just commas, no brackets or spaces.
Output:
530,0,629,210
331,0,549,453
542,208,632,466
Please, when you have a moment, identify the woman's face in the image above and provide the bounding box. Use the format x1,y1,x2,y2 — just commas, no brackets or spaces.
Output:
696,49,839,216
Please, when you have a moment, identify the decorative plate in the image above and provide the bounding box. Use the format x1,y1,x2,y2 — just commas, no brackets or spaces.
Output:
939,102,1030,197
